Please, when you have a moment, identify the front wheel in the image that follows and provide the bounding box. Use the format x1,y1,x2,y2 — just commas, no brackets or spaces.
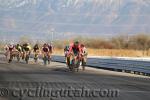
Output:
34,54,38,63
17,54,20,62
48,56,51,65
75,60,80,72
66,57,70,67
25,55,29,64
69,59,76,72
81,58,87,71
8,52,14,63
43,55,48,65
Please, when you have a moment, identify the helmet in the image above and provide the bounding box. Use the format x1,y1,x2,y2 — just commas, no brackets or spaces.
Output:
35,44,38,46
81,44,85,47
9,42,14,46
74,41,79,46
43,43,47,47
65,45,69,49
17,44,20,46
9,44,14,48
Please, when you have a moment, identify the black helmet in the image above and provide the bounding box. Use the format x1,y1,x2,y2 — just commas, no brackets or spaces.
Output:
44,43,47,46
35,44,38,46
74,41,79,46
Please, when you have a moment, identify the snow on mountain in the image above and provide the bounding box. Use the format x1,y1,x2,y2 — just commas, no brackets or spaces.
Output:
0,0,149,40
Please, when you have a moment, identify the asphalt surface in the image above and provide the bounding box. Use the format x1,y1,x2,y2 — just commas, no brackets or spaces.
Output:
0,55,150,100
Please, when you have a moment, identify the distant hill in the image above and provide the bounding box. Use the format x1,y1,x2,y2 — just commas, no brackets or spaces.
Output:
0,0,150,41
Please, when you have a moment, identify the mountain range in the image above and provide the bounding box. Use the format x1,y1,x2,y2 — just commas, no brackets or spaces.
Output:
0,0,150,41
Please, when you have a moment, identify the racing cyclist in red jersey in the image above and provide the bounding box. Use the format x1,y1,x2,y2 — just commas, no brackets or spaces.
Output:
67,41,82,57
67,41,82,69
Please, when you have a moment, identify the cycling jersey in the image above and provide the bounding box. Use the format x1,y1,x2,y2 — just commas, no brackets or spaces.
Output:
24,46,31,51
42,47,49,52
4,45,9,51
16,46,22,52
64,46,70,57
64,46,70,52
8,46,14,51
33,46,39,52
68,43,82,56
81,47,88,56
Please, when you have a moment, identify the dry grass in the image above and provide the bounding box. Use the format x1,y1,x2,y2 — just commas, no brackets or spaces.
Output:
87,49,145,57
1,44,149,57
53,48,150,57
53,48,64,55
0,44,4,51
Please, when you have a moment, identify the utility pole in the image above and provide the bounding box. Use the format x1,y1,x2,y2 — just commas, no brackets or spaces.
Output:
51,28,55,42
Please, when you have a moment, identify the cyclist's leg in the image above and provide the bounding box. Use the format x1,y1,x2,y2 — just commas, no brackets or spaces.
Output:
8,51,13,63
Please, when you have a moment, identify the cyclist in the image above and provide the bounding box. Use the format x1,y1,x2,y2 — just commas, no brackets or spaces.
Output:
4,44,9,59
64,45,70,66
22,43,32,52
22,43,26,59
8,43,15,52
67,41,82,70
67,41,82,57
22,43,32,62
80,44,88,70
33,44,40,53
42,43,50,64
16,44,22,52
4,44,9,51
33,44,40,62
8,43,15,63
64,45,70,57
15,44,22,61
48,43,53,63
42,43,49,53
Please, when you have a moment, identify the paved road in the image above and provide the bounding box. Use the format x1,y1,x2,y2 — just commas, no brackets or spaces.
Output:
0,56,150,100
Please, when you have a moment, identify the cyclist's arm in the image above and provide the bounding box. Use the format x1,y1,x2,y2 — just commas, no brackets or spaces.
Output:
68,46,73,55
41,47,44,53
4,46,8,51
84,48,88,55
79,45,82,55
47,47,50,53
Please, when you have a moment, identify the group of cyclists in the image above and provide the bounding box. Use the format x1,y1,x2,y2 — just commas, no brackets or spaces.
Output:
4,40,88,71
4,43,53,64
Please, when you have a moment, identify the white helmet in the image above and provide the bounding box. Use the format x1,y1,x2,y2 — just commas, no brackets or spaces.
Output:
9,42,13,46
9,44,14,48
